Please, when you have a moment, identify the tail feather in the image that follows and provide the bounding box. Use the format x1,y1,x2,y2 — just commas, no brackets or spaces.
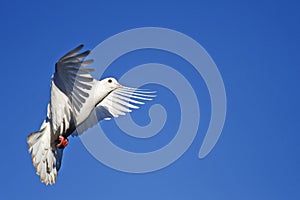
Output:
27,120,57,185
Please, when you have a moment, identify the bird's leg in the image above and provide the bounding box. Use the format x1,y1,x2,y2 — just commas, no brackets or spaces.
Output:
57,136,68,148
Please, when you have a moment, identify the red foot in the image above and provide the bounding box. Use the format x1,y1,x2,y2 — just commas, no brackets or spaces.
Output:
57,136,68,148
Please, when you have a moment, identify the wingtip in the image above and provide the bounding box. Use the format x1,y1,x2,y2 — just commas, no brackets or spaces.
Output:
73,44,84,52
74,44,84,52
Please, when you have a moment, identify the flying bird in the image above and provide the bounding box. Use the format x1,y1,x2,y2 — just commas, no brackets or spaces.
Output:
27,45,155,185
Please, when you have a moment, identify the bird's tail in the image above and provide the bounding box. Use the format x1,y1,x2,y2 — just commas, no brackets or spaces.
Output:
27,120,57,185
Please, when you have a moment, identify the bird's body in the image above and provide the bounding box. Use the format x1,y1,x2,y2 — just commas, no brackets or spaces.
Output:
27,45,155,185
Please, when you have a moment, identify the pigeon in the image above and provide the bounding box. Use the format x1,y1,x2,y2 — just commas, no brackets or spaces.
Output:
27,45,155,185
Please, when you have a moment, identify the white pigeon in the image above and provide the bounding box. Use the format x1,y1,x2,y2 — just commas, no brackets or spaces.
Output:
27,45,155,185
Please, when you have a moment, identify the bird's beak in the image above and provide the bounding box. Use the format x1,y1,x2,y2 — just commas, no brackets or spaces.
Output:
116,83,123,88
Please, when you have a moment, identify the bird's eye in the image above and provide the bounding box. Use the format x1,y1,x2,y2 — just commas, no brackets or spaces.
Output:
108,79,112,83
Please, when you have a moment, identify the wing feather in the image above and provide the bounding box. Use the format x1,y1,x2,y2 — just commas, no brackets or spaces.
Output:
50,45,94,135
58,44,84,61
74,87,156,136
96,87,156,119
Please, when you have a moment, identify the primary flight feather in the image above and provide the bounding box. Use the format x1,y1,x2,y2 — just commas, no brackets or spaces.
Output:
27,45,155,185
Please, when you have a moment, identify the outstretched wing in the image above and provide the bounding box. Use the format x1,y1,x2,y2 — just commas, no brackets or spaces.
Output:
74,87,156,135
98,87,156,118
50,45,94,135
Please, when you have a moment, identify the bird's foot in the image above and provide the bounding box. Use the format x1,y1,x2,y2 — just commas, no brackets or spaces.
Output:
57,136,68,148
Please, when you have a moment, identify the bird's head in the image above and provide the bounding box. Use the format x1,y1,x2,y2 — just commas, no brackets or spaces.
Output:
101,77,123,91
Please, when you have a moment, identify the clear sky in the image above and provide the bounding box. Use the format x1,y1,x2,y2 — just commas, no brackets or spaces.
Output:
1,0,299,199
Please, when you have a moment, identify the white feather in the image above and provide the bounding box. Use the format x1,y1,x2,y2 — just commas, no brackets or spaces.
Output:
27,120,57,185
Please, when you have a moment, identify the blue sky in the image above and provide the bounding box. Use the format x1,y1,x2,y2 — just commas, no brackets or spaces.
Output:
1,0,299,199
